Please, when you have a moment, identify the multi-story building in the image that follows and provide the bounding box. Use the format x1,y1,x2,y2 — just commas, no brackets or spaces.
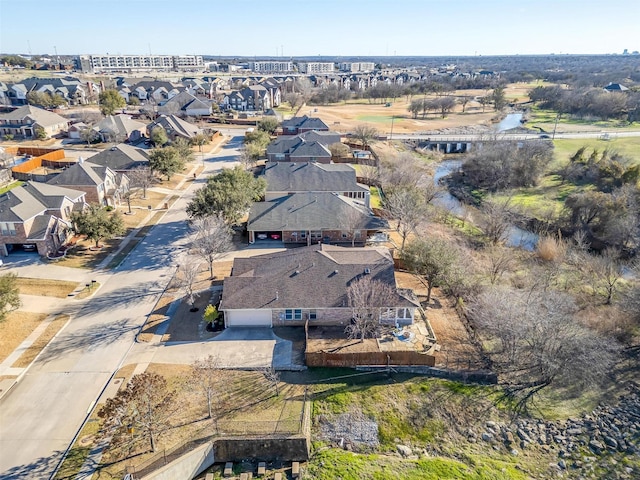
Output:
76,55,203,73
298,62,334,74
248,61,294,73
339,62,376,73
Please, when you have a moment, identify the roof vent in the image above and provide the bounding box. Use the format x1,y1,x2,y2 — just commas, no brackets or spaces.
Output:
364,267,371,274
334,269,339,274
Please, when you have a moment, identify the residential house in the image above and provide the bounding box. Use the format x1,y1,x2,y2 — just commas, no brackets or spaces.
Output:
147,114,203,141
157,91,211,117
0,105,68,138
94,114,147,143
84,144,149,173
7,84,28,104
280,115,329,135
47,160,129,206
266,135,332,164
220,243,418,327
0,181,86,256
247,191,387,245
263,162,370,206
222,85,272,112
68,122,88,140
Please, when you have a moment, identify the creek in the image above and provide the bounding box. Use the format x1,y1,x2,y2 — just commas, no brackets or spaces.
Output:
433,112,539,250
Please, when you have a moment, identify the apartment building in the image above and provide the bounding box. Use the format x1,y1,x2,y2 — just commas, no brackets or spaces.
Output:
298,62,335,74
77,55,204,73
248,61,294,73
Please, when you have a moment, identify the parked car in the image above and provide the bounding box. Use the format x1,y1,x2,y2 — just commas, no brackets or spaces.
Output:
22,244,37,252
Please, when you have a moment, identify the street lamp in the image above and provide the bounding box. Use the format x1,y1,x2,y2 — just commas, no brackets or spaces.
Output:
389,116,395,142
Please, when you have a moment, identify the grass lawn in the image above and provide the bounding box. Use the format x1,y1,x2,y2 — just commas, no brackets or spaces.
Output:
53,235,126,269
527,107,639,132
0,311,47,362
11,315,69,368
0,181,24,195
306,449,527,480
484,136,640,220
369,186,382,208
553,137,640,165
69,365,305,479
15,277,79,297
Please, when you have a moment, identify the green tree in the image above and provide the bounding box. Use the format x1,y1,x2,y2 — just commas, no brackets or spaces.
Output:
257,117,279,135
148,147,184,180
98,372,176,456
0,273,21,322
402,237,458,305
491,86,507,111
203,304,218,325
191,133,209,153
173,137,194,163
128,96,140,106
34,126,47,140
186,166,266,223
98,89,126,116
150,126,169,146
71,203,125,248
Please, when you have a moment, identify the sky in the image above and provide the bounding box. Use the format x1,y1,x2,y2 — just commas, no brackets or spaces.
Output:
0,0,638,57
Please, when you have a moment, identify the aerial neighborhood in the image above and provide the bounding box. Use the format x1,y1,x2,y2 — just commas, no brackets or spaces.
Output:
0,45,639,480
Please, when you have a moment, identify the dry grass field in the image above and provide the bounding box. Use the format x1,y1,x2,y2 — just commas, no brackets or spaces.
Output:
307,83,538,135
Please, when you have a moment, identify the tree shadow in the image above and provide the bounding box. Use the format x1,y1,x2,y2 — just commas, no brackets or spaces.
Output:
0,449,64,480
37,317,140,362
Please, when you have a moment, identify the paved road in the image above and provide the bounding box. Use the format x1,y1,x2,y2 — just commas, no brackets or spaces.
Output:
0,135,246,479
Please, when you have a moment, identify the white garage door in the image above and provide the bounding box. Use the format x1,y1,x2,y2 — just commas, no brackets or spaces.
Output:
226,309,272,327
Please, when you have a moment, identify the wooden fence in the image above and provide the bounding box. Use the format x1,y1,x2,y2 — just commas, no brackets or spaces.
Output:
305,350,436,368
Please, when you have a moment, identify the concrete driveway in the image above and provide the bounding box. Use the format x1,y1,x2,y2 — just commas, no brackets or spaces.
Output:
128,328,294,370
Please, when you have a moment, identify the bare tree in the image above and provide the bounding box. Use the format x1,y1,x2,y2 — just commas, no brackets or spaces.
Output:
174,259,202,311
128,166,156,199
468,287,619,408
190,214,233,279
79,125,98,145
481,199,514,245
582,248,625,305
380,152,428,190
339,204,365,247
191,355,221,419
384,187,426,251
402,237,458,305
261,366,280,397
283,92,303,111
98,372,176,456
458,95,471,113
346,275,397,342
238,147,256,170
351,124,379,151
484,245,516,285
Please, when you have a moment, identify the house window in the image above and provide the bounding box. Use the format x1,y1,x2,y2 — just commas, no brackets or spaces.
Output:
309,309,317,320
0,222,16,236
341,232,348,238
300,231,306,239
285,309,302,320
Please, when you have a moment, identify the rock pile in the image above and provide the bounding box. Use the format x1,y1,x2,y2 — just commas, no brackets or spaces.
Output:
472,384,639,477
